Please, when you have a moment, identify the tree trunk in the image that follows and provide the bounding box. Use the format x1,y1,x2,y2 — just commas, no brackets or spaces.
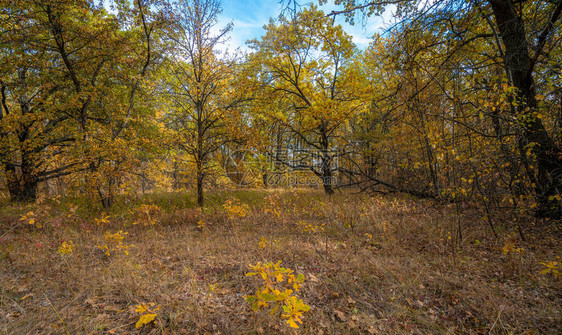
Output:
172,161,180,190
100,194,113,211
196,167,204,207
98,187,113,212
262,171,268,188
6,164,38,203
489,0,562,218
322,174,334,194
319,122,335,195
97,174,114,211
321,150,334,195
5,69,38,203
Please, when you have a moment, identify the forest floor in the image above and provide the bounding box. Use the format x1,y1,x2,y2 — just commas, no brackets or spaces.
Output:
0,189,560,334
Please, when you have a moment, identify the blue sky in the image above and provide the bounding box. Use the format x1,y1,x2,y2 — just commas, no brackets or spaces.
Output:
218,0,396,52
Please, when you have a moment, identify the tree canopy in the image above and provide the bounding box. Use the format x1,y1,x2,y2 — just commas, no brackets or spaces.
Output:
1,0,560,219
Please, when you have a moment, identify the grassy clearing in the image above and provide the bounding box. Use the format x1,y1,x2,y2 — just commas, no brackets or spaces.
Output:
0,189,560,334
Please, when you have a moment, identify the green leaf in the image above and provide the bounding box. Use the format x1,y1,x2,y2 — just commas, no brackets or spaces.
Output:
260,292,276,301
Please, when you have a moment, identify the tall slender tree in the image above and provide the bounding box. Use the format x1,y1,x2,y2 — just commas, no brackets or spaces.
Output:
247,6,362,194
165,0,241,207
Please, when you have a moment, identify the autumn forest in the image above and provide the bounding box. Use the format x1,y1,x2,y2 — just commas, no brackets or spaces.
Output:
0,0,560,333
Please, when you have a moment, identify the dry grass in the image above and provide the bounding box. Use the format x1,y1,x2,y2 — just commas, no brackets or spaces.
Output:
0,189,560,334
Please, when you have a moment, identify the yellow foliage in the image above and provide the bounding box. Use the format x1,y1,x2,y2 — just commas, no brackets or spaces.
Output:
135,302,160,328
20,211,41,228
259,237,269,249
295,220,325,233
94,214,111,226
96,230,133,256
197,220,206,231
263,194,282,218
245,261,310,329
223,199,250,219
502,239,523,255
57,241,76,256
132,204,160,226
282,295,310,328
539,260,560,278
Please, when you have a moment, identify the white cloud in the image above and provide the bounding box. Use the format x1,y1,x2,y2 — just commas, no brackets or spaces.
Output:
215,1,397,53
215,1,280,54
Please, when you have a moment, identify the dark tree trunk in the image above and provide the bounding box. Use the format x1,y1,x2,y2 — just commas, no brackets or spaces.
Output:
98,182,114,212
100,194,113,211
196,114,205,207
320,148,334,195
319,122,335,195
5,69,38,203
262,171,268,188
196,167,204,207
6,129,38,203
320,150,334,195
322,173,334,195
172,161,180,190
489,0,562,218
6,164,38,203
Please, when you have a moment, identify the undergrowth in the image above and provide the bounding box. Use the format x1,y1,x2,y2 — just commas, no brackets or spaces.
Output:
0,189,560,334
